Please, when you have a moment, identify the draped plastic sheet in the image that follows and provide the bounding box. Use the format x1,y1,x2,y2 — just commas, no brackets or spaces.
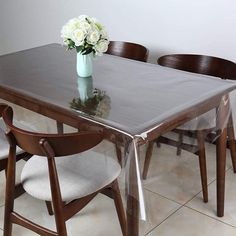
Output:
1,44,236,233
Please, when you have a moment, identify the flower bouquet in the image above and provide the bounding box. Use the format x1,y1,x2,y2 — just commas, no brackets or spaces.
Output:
61,15,109,77
61,15,109,56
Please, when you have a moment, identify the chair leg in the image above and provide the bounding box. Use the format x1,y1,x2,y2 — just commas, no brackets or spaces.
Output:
196,130,208,203
156,141,161,148
227,113,236,173
142,141,154,179
45,201,54,215
3,198,13,236
4,153,16,236
176,131,184,156
3,215,12,236
115,144,122,166
111,180,127,236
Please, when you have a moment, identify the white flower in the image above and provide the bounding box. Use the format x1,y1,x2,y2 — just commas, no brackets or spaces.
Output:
87,29,100,45
72,29,86,46
100,29,108,40
61,15,109,55
61,18,79,39
78,20,91,33
94,40,109,55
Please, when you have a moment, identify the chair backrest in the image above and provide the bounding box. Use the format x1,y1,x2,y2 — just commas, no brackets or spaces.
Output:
2,106,103,157
106,41,149,62
157,54,236,80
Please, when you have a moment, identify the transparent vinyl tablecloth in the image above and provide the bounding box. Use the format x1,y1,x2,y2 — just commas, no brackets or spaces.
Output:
1,44,236,228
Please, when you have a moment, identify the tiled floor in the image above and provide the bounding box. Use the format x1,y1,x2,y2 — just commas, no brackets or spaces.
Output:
1,102,236,235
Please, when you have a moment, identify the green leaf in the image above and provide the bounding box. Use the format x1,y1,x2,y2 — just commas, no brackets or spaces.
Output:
76,45,84,53
82,47,93,55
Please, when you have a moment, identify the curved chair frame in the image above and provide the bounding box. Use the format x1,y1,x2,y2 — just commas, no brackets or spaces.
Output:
0,104,32,198
106,41,149,62
3,106,126,236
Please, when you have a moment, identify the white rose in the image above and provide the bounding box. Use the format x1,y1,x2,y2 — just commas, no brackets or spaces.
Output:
100,29,108,40
87,29,100,45
94,40,109,55
78,20,91,33
61,18,80,39
61,25,71,39
72,29,86,46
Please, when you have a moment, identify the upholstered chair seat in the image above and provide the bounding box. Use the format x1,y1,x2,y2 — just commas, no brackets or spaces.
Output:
21,151,121,201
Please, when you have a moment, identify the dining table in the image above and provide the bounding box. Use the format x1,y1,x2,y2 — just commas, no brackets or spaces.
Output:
0,43,236,236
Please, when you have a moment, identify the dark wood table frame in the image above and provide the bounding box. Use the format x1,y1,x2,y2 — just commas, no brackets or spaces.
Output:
0,44,235,235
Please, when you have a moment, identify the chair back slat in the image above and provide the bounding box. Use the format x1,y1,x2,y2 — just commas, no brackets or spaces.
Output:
158,54,236,80
3,107,103,157
106,41,148,62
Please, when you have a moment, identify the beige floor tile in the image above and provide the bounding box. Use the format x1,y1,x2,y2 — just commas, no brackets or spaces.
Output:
0,193,123,236
187,169,236,227
140,190,180,235
147,207,236,236
141,142,232,205
0,229,2,236
0,189,180,236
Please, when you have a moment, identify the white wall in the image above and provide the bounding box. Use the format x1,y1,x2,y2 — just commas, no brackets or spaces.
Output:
1,0,236,62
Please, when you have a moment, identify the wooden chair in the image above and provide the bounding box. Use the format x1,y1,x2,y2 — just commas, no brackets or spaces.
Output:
0,104,32,198
106,41,149,165
142,54,236,203
106,41,149,62
3,106,126,236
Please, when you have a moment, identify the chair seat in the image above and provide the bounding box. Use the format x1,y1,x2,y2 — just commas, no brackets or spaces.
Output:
21,150,121,201
177,109,216,131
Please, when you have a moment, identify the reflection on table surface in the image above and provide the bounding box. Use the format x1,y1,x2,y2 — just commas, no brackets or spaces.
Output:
70,76,111,118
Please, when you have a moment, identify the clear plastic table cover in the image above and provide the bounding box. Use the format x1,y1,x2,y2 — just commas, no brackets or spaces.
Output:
0,44,236,223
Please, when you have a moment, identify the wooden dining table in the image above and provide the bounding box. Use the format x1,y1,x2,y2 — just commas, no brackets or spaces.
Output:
0,43,236,236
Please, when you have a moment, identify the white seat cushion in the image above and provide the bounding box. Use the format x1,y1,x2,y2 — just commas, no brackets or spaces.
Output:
21,150,121,201
177,109,216,131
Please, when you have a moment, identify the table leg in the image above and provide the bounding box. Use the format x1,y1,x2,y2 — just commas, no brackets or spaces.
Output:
227,113,236,173
126,141,139,236
216,96,229,217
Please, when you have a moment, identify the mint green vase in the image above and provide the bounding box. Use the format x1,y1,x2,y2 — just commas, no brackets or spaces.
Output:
76,52,93,77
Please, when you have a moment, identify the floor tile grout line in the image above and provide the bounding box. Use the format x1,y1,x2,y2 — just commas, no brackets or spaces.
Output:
143,188,184,206
185,205,236,229
144,172,216,207
144,164,234,235
144,163,233,207
181,167,236,227
181,165,233,207
143,186,207,235
144,204,184,236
